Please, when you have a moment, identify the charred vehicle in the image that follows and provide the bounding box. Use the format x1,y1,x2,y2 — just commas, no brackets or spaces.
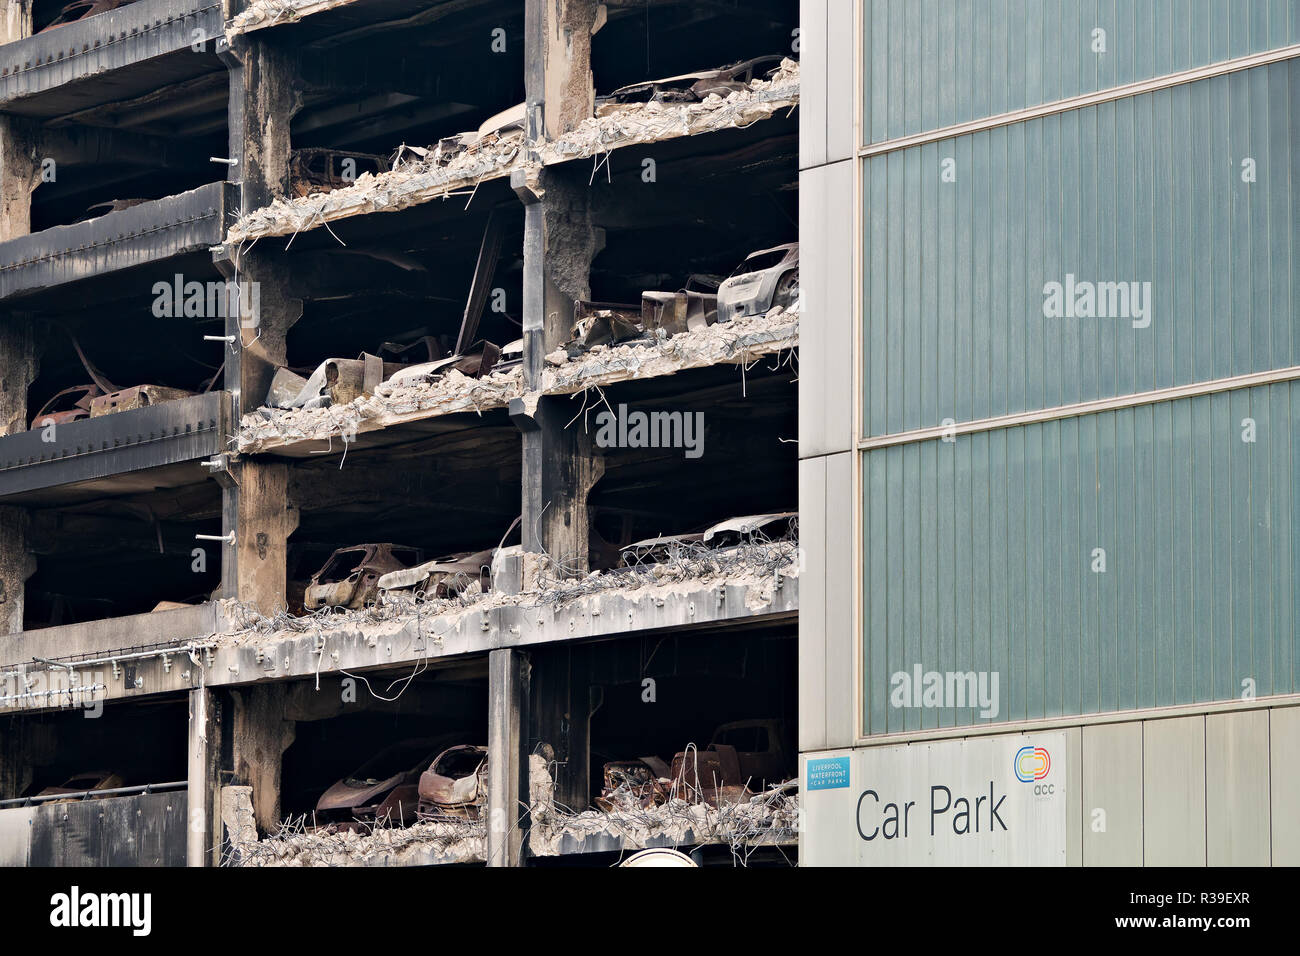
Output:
38,0,137,32
29,385,102,429
35,771,126,802
717,243,799,323
376,548,494,599
593,757,671,812
595,56,786,116
417,745,488,821
289,148,387,197
315,737,460,828
618,512,796,567
304,543,424,610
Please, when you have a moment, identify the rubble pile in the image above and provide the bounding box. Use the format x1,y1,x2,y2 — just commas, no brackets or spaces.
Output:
531,530,800,609
539,58,801,166
224,815,486,867
225,136,525,243
236,364,523,453
542,303,800,396
527,755,798,865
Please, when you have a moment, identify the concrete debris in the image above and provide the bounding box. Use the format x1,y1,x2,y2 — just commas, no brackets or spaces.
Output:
226,0,359,36
225,135,524,243
235,364,523,454
542,303,799,396
526,755,798,865
222,59,798,245
223,813,485,867
538,58,800,166
532,534,799,609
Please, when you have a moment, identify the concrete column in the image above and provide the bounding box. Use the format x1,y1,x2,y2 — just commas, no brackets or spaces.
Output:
187,685,221,867
530,0,602,139
514,166,605,573
528,645,590,811
0,317,39,437
487,648,530,867
0,508,34,636
0,116,39,242
222,35,303,213
230,683,296,833
0,2,33,45
222,460,299,613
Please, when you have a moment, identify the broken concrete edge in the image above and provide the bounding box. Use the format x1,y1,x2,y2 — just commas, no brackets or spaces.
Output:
538,58,801,166
234,308,798,454
219,785,486,866
225,0,355,37
235,364,523,454
219,60,799,244
524,754,798,859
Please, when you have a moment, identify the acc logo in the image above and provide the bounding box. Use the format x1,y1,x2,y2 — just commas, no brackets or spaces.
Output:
1014,746,1050,783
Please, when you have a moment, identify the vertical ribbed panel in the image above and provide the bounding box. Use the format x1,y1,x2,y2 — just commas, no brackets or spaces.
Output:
862,59,1299,438
862,0,1300,144
862,380,1300,735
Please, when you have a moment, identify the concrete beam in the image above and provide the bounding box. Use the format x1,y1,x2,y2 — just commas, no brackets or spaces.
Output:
0,2,33,47
528,0,600,140
487,646,529,867
221,35,302,214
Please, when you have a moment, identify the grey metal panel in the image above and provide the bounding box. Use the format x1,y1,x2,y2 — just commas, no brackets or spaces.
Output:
1081,721,1142,865
823,450,855,746
798,159,854,459
1270,705,1300,863
824,0,855,163
0,0,224,111
798,0,827,170
0,181,236,301
861,381,1300,733
0,806,32,866
1205,710,1270,865
798,455,828,750
861,0,1300,145
1063,726,1082,866
860,61,1299,437
0,390,227,499
25,790,186,866
1143,716,1206,866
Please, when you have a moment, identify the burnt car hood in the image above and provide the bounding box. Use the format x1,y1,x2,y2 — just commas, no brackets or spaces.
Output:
316,773,406,812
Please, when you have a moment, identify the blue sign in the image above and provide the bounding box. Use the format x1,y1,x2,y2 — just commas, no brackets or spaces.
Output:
807,755,851,791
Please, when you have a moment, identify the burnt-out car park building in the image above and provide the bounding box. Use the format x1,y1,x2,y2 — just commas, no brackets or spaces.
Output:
0,0,802,866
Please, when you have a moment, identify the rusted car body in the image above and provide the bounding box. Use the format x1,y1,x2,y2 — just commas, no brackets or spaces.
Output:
29,384,103,429
89,385,192,417
36,771,125,802
38,0,136,32
304,543,425,611
598,720,793,809
316,737,460,828
717,243,799,323
570,301,643,348
381,341,502,387
376,548,494,599
417,745,488,821
595,56,785,117
289,148,387,197
594,757,671,812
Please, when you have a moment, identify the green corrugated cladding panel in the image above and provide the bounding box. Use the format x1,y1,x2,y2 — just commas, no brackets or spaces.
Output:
863,0,1300,145
861,380,1299,735
861,60,1299,439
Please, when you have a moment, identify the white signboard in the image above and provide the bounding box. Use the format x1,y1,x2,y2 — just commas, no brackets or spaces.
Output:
801,733,1067,866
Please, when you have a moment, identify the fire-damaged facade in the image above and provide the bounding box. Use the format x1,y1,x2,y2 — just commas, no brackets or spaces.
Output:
0,0,802,867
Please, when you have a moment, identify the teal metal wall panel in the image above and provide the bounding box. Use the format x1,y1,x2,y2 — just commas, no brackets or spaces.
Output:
862,0,1300,145
862,59,1299,438
861,380,1299,735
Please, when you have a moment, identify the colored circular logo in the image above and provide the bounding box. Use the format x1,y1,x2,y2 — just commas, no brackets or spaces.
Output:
1015,746,1051,782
